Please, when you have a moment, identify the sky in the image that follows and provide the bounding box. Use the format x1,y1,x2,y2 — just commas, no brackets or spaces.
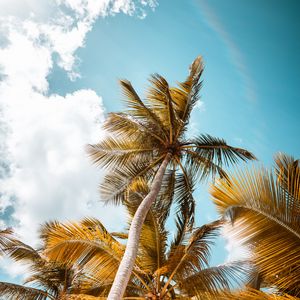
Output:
0,0,299,284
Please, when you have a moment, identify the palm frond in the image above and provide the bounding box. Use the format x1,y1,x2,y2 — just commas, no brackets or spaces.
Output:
161,221,221,281
170,56,203,137
211,163,300,295
184,149,229,181
99,155,163,204
4,239,42,263
186,134,256,167
103,112,165,145
41,219,124,283
119,79,168,140
275,153,300,202
0,281,50,300
177,261,251,297
0,228,16,252
202,288,300,300
146,73,180,141
87,135,154,170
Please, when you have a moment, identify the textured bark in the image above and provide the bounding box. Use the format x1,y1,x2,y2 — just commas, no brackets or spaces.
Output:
107,154,171,300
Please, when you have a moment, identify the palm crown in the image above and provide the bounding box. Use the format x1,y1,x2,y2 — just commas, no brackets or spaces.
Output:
88,56,255,213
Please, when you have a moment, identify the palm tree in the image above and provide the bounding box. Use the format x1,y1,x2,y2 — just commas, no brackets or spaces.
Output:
0,238,89,299
87,56,255,299
42,181,249,299
211,153,300,297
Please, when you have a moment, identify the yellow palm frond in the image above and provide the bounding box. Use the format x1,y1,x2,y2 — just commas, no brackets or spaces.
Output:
170,55,203,137
275,153,300,202
41,218,124,282
87,135,154,170
202,288,300,300
119,79,168,140
177,261,251,298
146,73,180,142
211,155,300,296
103,112,165,145
159,221,221,285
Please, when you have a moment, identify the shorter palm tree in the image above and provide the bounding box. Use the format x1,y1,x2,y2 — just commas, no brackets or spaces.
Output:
42,180,248,299
211,153,300,297
0,237,90,299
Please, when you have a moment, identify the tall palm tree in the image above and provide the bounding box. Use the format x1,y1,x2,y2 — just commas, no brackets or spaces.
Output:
211,153,300,297
0,238,89,299
42,184,249,299
87,56,255,299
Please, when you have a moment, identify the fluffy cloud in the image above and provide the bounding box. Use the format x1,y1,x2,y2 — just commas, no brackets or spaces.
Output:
0,0,158,278
222,220,251,262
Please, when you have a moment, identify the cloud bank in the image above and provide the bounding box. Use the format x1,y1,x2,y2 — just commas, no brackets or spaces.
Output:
0,0,157,277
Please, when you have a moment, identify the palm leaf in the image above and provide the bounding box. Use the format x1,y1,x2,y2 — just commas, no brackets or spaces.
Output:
87,135,154,170
275,153,300,202
170,55,203,137
146,73,180,141
202,288,300,300
0,228,16,252
177,261,251,297
0,281,50,300
186,134,256,167
119,79,168,140
103,112,165,145
160,221,221,286
211,163,300,295
99,155,163,204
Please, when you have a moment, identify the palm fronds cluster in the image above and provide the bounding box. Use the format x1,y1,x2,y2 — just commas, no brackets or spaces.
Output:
0,57,299,299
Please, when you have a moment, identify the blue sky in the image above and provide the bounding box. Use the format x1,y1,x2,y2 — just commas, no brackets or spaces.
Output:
0,0,299,284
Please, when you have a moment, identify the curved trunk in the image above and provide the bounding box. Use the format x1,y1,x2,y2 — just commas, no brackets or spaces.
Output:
107,154,171,300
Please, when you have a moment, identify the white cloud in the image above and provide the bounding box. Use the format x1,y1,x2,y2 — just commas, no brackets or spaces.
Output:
0,0,158,278
222,221,251,262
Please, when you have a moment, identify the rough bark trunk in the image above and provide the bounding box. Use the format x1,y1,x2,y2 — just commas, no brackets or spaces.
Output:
107,154,171,300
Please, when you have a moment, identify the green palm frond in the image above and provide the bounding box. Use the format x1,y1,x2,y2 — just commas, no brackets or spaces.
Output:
211,154,300,296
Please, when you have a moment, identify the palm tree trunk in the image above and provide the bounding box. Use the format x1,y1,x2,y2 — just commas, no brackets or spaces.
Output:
107,154,171,300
